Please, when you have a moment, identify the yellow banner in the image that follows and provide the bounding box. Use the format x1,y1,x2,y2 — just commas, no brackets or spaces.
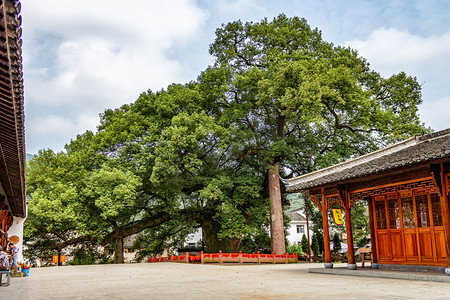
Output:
332,208,344,225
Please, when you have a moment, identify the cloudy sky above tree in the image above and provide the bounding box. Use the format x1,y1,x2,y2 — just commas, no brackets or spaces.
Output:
21,0,450,154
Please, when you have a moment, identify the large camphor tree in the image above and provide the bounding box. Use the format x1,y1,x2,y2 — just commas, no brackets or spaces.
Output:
208,14,427,253
25,14,427,260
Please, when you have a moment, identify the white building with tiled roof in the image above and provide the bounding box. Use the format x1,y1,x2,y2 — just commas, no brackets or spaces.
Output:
286,210,313,247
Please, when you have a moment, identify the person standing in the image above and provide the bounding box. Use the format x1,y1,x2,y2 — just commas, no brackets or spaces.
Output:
0,246,9,270
8,243,19,272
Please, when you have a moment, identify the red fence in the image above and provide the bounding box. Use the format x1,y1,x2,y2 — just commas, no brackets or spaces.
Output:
148,251,298,264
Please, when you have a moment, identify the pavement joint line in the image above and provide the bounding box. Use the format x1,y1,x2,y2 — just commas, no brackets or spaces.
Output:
309,267,450,283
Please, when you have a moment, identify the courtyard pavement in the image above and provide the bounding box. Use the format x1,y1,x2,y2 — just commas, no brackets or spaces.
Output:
0,262,449,299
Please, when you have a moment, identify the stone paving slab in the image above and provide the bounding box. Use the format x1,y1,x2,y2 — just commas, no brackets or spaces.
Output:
309,266,450,283
0,263,449,299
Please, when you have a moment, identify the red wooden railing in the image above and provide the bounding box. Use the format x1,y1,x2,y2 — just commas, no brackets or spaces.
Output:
148,251,298,264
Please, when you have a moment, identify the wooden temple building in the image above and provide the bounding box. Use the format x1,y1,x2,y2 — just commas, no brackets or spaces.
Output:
282,129,450,274
0,0,26,249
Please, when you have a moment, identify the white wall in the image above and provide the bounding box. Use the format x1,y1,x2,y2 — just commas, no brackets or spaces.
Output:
286,211,313,247
7,216,26,262
183,228,203,248
286,222,313,246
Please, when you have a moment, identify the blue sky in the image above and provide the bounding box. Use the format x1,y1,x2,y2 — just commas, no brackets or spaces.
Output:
21,0,450,154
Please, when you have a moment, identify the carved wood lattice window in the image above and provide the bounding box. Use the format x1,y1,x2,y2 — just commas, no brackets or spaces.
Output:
401,196,415,228
327,195,343,208
375,201,387,229
350,179,437,203
388,199,400,229
431,193,443,226
415,194,430,227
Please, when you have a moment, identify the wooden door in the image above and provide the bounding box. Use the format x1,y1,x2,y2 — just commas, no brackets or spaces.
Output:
373,189,446,266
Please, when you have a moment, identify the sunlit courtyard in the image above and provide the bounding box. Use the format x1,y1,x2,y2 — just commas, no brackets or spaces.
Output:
1,263,449,299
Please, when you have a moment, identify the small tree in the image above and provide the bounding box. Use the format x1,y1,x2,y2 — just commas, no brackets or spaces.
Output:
311,233,320,256
300,234,309,254
316,232,324,254
287,243,303,256
332,233,341,253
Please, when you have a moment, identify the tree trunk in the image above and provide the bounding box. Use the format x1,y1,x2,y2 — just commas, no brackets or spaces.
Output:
202,219,241,253
268,161,286,254
114,236,124,264
57,249,62,266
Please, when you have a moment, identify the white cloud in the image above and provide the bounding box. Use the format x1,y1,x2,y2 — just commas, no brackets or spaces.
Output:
27,113,100,153
345,28,450,76
345,28,450,131
21,0,210,153
419,95,450,131
216,0,265,16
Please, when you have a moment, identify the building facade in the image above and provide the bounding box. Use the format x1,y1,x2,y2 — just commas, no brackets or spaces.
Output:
286,210,313,247
282,129,450,273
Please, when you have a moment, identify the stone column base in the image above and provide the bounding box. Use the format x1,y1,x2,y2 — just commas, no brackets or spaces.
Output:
347,263,357,270
445,268,450,276
324,263,333,269
371,263,379,269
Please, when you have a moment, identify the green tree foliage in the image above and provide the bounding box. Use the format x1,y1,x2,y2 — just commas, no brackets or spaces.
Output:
209,14,428,253
25,149,93,262
311,233,320,256
300,234,309,254
25,14,429,262
239,230,271,253
332,233,341,253
287,243,303,256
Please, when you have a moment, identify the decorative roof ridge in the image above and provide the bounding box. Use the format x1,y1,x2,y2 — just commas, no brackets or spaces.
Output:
418,128,450,142
281,135,419,188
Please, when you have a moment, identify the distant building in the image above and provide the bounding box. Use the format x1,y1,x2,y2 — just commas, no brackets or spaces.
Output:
183,228,203,249
286,210,313,247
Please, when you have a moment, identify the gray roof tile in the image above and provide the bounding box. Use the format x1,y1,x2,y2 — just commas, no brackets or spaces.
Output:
283,129,450,192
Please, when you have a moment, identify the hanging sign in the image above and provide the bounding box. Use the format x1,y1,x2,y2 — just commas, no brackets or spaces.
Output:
332,208,344,225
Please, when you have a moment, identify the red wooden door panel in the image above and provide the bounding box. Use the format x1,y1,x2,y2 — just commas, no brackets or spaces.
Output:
403,230,418,262
377,231,391,261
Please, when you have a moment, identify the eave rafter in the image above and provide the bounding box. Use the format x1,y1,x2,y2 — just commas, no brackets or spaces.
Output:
0,0,25,218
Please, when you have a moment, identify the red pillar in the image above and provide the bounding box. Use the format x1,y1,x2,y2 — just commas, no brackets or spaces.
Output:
367,196,379,268
439,164,450,275
321,189,332,268
342,186,356,270
305,194,312,263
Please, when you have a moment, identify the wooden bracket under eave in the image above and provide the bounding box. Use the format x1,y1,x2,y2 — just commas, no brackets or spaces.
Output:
431,163,443,196
337,184,347,207
309,194,323,213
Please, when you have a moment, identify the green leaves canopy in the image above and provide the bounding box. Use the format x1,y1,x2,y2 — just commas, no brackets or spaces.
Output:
25,14,429,259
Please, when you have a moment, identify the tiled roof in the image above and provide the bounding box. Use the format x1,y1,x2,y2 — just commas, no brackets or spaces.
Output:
287,210,306,222
0,0,25,217
283,129,450,192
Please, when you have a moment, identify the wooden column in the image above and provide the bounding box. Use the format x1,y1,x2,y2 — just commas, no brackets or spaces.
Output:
340,185,356,269
321,189,332,268
367,196,378,268
305,194,312,263
439,163,450,275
